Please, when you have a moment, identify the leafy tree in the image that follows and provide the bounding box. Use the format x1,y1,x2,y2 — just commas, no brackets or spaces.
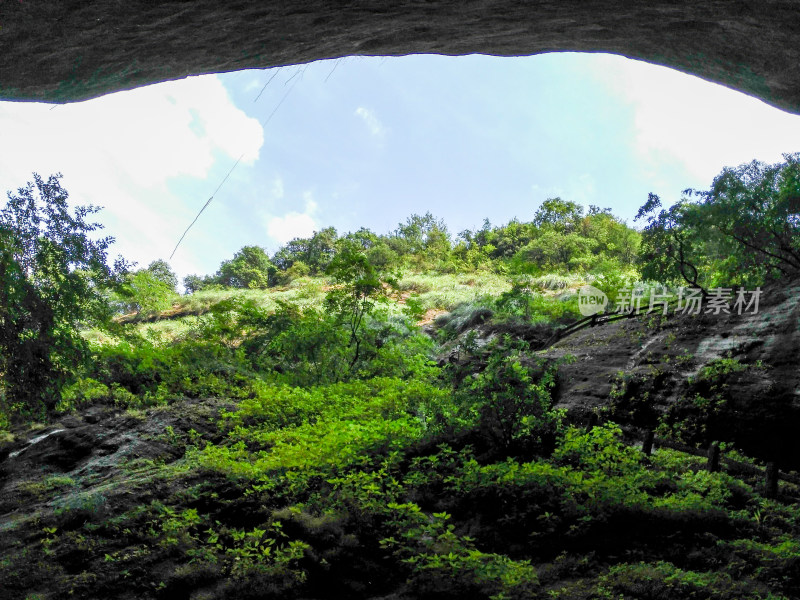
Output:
216,245,274,288
114,259,179,314
462,338,564,455
485,218,535,259
587,204,613,217
637,155,800,290
119,269,178,315
453,219,495,269
366,241,399,270
272,227,338,275
239,300,351,386
691,154,800,279
286,260,311,279
513,230,595,273
579,210,640,266
325,240,397,368
458,218,493,249
0,173,125,412
183,273,213,294
342,227,378,250
533,197,584,233
393,212,451,257
145,259,178,292
304,227,339,274
635,194,710,294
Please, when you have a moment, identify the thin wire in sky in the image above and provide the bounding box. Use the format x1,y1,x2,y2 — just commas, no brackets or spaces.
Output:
169,153,244,260
260,69,303,128
254,68,281,103
283,65,304,87
325,58,343,82
169,66,304,259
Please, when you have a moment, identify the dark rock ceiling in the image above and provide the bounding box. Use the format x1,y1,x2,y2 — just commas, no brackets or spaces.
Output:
0,1,799,113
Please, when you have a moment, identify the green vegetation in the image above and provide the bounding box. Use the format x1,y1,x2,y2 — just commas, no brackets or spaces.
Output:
183,198,641,294
113,260,180,316
0,173,127,416
1,158,799,599
636,153,800,289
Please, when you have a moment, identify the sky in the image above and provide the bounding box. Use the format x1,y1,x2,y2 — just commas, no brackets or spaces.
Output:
1,52,800,285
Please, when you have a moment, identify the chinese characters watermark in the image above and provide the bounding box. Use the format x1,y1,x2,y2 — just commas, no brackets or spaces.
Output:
613,286,762,315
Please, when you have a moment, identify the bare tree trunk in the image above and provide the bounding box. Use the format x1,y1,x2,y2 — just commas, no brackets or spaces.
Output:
642,429,655,456
707,441,720,473
585,412,598,433
765,462,779,499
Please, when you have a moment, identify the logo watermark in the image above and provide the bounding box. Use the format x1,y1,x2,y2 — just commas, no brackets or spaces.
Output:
579,286,762,316
578,285,608,317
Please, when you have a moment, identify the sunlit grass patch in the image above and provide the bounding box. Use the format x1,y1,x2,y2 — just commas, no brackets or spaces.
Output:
134,316,202,341
399,272,511,311
176,280,329,315
17,475,77,499
526,273,588,292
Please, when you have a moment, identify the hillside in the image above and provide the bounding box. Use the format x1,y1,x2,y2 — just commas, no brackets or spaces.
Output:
2,273,800,600
2,158,799,599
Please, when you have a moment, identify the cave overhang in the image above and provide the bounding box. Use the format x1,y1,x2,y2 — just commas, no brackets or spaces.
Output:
0,2,798,114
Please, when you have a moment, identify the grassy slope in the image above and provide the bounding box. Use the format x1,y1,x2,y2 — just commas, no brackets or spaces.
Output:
92,272,518,343
2,272,799,600
103,271,592,341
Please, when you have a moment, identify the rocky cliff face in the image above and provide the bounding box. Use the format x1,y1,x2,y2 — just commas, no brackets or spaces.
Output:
1,1,799,113
546,278,800,467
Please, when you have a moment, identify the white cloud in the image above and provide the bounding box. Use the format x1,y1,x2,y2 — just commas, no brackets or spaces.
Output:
531,184,565,201
597,55,800,182
244,78,262,93
266,192,319,245
0,75,264,281
567,173,596,205
355,106,386,137
271,176,285,200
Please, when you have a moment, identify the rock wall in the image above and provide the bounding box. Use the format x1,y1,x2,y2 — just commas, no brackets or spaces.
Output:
548,278,800,467
1,1,799,112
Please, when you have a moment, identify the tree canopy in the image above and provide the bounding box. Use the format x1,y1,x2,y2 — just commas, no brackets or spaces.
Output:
0,173,125,412
636,154,800,289
216,245,274,289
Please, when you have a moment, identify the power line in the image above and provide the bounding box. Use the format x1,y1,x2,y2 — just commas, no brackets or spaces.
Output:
283,65,304,87
260,70,302,128
169,66,304,259
254,68,281,103
169,153,244,260
325,58,343,82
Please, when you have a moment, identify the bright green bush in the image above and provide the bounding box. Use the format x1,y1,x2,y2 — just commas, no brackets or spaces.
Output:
117,270,179,315
56,378,111,412
595,561,778,600
458,339,567,455
382,508,540,599
552,423,643,477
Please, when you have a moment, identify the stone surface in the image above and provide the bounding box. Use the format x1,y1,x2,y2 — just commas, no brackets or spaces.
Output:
544,278,800,466
0,1,799,113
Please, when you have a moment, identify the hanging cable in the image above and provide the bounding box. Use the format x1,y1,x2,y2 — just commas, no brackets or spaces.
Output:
169,153,244,260
325,58,343,82
169,66,305,259
254,68,280,103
